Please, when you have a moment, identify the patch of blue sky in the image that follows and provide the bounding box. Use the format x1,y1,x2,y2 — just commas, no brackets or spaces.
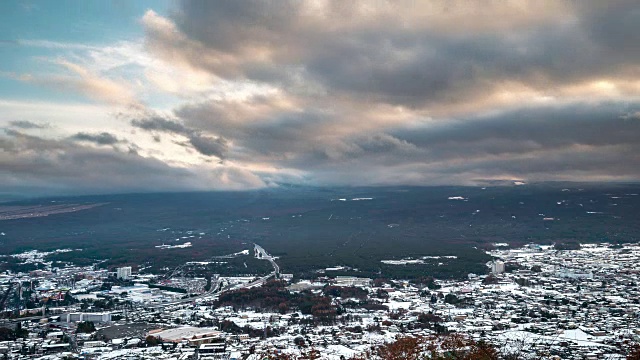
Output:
0,0,170,102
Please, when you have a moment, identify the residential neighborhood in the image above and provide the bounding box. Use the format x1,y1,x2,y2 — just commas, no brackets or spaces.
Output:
2,242,640,359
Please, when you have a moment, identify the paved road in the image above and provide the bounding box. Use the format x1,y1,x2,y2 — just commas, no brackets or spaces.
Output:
4,244,281,322
144,243,280,307
254,243,280,275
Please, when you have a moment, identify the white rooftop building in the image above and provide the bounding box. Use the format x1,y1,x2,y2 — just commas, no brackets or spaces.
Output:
65,312,111,323
491,260,505,274
333,276,372,287
116,266,132,280
149,327,222,344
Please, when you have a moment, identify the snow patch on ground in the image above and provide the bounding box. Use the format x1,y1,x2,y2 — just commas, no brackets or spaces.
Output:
448,196,467,200
155,242,192,249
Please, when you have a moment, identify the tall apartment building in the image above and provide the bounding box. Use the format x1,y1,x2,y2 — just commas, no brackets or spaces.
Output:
491,260,505,274
116,266,132,280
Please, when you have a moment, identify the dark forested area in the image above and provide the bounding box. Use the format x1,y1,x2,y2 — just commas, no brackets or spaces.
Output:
1,183,639,279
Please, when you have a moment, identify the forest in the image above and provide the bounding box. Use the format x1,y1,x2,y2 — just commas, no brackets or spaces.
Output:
1,183,639,280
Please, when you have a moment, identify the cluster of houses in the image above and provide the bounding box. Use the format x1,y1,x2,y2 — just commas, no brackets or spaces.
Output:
2,242,640,359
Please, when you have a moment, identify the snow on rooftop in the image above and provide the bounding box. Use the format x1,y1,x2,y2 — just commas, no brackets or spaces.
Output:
148,326,221,342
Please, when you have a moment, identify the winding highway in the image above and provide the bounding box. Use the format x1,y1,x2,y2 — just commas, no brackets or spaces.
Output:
254,243,280,275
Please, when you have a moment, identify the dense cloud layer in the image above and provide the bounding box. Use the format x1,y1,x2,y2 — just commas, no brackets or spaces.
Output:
2,1,640,195
140,0,640,187
145,1,640,111
0,129,264,196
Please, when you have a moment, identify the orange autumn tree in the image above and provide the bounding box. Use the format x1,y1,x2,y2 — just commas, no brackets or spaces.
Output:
376,336,425,360
348,334,499,360
265,336,640,359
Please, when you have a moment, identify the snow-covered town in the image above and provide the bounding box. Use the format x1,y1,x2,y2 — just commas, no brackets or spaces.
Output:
2,242,640,359
3,0,640,356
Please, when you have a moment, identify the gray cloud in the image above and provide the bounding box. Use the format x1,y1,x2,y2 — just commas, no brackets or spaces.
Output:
6,1,640,196
579,1,640,60
172,96,640,186
131,114,228,159
146,1,640,110
186,133,228,158
174,98,339,161
138,0,640,187
70,132,122,145
131,116,190,135
8,120,50,129
333,105,640,184
0,129,262,195
391,104,640,158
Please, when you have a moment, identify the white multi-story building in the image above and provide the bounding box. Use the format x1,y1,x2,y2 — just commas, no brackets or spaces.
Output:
333,276,372,287
116,266,132,280
65,312,111,323
491,260,505,274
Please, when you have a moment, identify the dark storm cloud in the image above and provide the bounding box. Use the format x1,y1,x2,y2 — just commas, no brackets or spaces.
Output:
579,1,640,60
5,1,603,191
145,0,640,109
70,132,122,145
391,104,640,159
334,104,640,184
299,29,601,107
172,95,640,185
141,0,640,186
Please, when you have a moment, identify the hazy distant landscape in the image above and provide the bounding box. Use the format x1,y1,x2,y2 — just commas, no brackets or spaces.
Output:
2,183,639,279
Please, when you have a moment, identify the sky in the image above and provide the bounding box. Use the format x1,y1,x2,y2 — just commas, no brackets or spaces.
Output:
1,0,639,196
